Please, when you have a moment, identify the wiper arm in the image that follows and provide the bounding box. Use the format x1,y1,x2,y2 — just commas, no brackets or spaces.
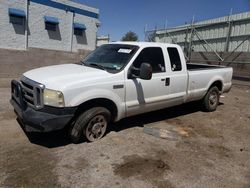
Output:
80,60,86,65
89,63,106,71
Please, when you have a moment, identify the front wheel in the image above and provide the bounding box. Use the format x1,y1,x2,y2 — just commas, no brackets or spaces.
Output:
70,107,111,143
202,86,220,112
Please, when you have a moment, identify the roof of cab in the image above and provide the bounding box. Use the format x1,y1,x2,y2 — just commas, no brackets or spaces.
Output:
110,41,180,48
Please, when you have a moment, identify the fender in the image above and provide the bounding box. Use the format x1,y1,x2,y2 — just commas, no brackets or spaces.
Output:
204,75,223,96
67,88,126,121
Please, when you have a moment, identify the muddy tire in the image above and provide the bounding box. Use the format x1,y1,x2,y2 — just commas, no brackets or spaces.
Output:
70,107,111,143
202,86,220,112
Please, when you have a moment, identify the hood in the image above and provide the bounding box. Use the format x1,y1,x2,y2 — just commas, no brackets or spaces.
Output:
23,64,110,90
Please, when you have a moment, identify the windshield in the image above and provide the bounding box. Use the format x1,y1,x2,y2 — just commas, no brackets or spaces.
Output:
82,44,139,73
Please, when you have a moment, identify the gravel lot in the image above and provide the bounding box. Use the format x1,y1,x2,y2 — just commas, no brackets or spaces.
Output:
0,82,250,188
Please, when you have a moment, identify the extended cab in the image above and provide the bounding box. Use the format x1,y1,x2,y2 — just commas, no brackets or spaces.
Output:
10,42,233,142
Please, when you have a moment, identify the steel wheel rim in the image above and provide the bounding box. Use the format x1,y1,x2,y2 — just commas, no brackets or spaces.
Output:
209,91,218,107
85,115,107,141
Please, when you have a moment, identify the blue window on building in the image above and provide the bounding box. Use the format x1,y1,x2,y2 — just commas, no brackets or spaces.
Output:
9,8,26,25
44,16,59,31
73,22,86,35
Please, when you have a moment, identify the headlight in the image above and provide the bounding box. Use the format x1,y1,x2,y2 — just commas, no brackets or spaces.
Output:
43,89,65,107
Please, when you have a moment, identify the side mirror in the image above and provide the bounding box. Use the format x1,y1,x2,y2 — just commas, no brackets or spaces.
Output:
139,63,152,80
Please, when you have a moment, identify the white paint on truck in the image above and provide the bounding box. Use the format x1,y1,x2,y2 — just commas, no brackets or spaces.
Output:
24,42,232,120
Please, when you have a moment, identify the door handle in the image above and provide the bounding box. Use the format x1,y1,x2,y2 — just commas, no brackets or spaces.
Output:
161,78,170,86
165,78,170,86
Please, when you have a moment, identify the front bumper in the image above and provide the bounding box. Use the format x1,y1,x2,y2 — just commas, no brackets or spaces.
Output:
10,80,77,132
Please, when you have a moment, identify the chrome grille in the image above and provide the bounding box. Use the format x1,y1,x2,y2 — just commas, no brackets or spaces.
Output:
21,77,45,109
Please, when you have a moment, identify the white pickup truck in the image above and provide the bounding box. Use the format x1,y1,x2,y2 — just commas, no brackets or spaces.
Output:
10,42,232,142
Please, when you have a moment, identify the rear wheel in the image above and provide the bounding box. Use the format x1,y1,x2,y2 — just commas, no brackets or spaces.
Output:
70,107,111,143
202,86,220,112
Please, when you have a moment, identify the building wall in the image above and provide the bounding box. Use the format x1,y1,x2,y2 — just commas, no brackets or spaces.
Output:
0,0,99,52
72,11,98,52
97,36,110,47
28,1,72,51
155,11,250,52
58,0,99,52
0,0,27,50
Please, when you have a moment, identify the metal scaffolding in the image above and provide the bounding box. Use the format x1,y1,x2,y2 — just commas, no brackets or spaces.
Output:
145,11,250,64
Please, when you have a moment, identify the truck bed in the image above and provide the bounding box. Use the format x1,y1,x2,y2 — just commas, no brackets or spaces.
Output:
187,63,225,71
186,63,233,103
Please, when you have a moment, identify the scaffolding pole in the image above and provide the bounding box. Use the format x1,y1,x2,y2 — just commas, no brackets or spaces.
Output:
223,35,250,61
224,9,233,52
193,28,224,61
163,17,168,43
187,16,195,62
184,24,189,57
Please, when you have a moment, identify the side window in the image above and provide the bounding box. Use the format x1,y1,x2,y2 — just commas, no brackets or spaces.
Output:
74,28,83,36
133,47,165,73
45,23,57,31
167,47,182,71
9,16,24,25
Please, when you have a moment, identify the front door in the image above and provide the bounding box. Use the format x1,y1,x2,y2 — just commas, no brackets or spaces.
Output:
125,47,170,117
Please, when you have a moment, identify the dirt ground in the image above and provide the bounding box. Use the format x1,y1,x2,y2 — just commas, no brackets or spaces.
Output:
0,81,250,188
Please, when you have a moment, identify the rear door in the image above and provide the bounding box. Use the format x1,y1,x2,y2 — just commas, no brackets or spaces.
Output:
125,47,171,116
164,47,188,104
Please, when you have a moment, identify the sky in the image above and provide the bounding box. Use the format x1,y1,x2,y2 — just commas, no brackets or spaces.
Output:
77,0,250,41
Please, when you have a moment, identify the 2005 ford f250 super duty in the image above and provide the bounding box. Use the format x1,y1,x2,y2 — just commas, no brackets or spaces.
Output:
10,42,233,142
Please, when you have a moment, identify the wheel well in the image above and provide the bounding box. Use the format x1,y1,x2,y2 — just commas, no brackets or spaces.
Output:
75,98,118,121
210,81,222,91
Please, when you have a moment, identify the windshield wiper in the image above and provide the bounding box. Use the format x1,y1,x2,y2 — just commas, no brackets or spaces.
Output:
89,63,106,71
80,60,86,65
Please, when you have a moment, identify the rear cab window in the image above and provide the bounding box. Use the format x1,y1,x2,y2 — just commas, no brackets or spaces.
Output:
167,47,182,71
